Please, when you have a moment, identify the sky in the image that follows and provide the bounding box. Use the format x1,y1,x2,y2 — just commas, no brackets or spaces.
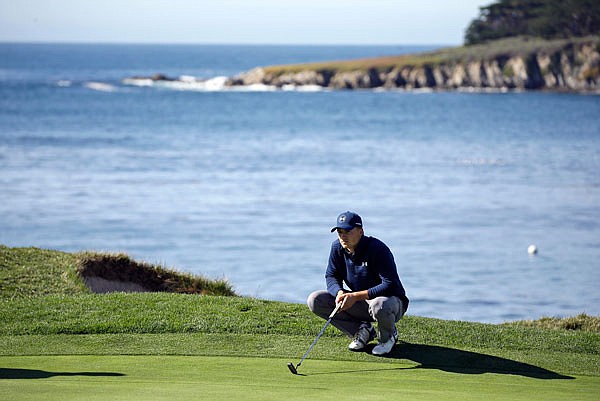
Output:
0,1,493,45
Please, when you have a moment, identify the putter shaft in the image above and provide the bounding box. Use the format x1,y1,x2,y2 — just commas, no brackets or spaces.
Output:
289,303,341,374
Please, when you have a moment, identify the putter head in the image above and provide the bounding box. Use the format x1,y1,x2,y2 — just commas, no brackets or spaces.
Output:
287,362,298,375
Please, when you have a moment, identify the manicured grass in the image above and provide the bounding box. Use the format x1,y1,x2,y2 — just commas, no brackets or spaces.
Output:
2,330,598,378
1,355,598,401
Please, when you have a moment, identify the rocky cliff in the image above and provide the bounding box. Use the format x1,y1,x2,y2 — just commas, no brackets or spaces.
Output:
226,38,600,92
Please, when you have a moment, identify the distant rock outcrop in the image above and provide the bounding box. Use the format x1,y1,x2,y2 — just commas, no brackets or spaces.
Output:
226,39,600,92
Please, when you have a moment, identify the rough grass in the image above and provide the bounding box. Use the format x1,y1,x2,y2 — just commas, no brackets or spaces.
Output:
0,245,86,298
262,36,600,75
0,293,596,355
506,314,600,333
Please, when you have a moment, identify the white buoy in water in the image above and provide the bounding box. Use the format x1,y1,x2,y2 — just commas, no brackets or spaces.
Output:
527,244,538,255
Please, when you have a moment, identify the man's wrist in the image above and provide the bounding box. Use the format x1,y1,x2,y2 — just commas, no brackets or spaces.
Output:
354,290,369,301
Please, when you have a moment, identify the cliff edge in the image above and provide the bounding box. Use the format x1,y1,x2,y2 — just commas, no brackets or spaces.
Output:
226,37,600,93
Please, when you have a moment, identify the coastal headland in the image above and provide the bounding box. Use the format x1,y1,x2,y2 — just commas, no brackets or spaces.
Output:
226,36,599,93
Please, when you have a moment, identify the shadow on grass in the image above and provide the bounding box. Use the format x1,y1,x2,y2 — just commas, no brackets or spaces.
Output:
0,368,125,380
380,342,574,380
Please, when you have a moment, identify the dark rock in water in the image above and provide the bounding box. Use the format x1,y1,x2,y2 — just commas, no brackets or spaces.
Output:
150,73,174,81
126,73,176,82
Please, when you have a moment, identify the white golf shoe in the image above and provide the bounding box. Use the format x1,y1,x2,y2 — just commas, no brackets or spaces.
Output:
348,325,376,351
372,326,398,355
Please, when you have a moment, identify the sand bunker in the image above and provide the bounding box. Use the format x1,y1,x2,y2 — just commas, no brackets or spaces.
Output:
76,252,234,296
82,276,150,294
77,253,165,294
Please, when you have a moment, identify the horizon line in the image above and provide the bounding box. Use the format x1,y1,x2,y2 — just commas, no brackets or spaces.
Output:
0,40,456,48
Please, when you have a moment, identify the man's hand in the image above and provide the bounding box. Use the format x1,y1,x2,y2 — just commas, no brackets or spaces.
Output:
336,290,369,311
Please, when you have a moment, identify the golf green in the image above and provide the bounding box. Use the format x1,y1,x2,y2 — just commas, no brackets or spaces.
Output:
1,355,597,401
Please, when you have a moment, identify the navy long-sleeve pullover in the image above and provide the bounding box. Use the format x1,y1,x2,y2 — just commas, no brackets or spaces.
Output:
325,235,409,313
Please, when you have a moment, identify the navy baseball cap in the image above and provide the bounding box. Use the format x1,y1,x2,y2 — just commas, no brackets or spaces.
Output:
331,211,363,232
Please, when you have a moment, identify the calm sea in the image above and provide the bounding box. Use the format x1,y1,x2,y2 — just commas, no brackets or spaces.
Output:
1,43,599,323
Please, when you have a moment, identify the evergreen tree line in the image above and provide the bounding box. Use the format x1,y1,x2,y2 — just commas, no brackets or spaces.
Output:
465,0,600,45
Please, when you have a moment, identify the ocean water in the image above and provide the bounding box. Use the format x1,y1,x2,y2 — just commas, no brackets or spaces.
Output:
1,43,599,323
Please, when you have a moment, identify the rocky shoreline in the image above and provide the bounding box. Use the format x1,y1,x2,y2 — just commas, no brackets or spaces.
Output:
125,38,599,93
225,39,599,93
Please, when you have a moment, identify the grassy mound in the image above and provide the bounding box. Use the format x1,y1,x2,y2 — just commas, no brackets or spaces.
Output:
0,245,86,297
0,245,235,298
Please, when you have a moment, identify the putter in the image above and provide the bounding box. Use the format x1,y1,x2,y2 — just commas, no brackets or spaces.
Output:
288,302,341,375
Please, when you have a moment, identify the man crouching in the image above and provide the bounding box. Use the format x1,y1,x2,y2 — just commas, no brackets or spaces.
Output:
307,211,409,355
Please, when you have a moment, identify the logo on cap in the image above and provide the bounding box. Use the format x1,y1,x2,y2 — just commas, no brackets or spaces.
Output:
338,215,346,223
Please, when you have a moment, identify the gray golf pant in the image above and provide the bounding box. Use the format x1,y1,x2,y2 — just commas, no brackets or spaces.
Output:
307,290,404,342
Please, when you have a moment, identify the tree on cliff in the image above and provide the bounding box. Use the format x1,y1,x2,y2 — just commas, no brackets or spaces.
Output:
465,0,600,45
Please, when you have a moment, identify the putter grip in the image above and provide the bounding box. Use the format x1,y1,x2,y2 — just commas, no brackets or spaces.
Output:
328,303,341,319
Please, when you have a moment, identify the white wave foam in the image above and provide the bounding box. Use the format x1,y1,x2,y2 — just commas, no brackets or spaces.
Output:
122,76,230,91
236,83,278,92
85,82,118,92
121,75,327,92
178,75,198,83
281,84,325,92
56,80,71,87
202,76,228,91
122,77,154,87
165,76,229,91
